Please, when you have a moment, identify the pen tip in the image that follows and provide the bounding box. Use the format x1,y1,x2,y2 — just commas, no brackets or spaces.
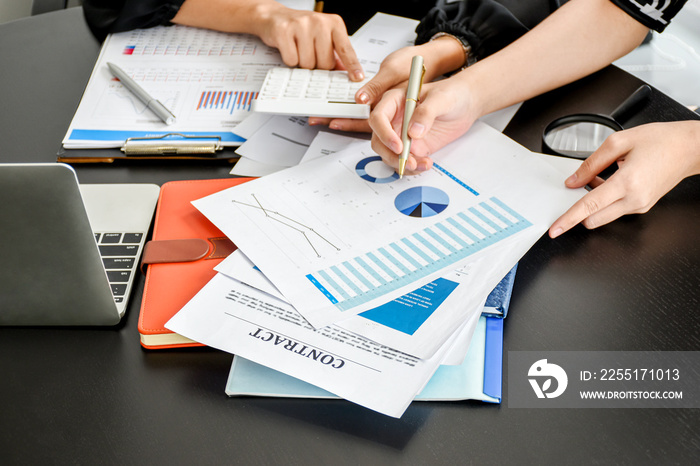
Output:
398,159,406,179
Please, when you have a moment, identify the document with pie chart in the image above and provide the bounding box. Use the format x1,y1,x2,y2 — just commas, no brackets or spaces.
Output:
193,121,586,328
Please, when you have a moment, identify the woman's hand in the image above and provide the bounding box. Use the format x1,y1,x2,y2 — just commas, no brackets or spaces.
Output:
252,4,363,77
549,120,700,237
368,74,482,175
309,37,467,132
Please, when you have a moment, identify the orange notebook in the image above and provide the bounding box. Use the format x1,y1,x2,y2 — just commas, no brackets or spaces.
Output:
138,178,252,349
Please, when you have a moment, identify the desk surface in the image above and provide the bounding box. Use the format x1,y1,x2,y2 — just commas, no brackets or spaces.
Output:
1,8,699,465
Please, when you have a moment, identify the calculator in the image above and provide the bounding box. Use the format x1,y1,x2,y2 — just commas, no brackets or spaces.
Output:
252,67,371,119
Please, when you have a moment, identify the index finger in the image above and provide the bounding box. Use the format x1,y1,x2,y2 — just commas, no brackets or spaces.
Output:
548,179,623,238
368,91,404,155
331,28,363,81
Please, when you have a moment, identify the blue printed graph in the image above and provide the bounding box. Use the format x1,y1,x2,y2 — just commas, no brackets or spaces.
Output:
395,186,449,218
306,196,532,311
196,90,258,113
359,277,459,335
355,156,399,183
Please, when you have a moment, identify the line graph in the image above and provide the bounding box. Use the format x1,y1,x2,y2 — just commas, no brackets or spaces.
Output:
233,194,340,258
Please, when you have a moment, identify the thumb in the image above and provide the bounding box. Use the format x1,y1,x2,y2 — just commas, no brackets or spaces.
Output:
355,66,407,105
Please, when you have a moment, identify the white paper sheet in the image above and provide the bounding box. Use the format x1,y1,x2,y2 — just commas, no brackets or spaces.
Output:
299,132,369,164
193,122,586,328
350,13,420,75
234,116,321,166
166,272,480,418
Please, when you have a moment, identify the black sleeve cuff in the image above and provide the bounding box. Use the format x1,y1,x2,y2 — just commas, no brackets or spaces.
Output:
415,0,529,60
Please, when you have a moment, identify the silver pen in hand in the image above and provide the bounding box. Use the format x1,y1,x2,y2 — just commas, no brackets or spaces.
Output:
398,55,425,178
107,62,176,125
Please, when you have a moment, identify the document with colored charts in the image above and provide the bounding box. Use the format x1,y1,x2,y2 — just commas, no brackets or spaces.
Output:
192,121,587,328
213,227,537,361
62,25,284,148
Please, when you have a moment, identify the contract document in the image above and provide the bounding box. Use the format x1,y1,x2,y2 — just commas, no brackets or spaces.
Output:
192,122,585,328
166,271,481,418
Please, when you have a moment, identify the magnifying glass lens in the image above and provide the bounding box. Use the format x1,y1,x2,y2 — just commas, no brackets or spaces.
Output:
541,85,651,159
543,119,619,159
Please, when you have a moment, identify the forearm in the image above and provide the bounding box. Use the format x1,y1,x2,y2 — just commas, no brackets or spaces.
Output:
459,0,650,118
171,0,283,35
684,121,700,177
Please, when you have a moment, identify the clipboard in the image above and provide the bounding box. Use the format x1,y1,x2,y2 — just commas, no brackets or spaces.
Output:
57,134,241,163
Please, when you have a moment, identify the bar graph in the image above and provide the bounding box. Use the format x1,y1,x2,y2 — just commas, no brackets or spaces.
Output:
196,90,258,113
306,196,531,311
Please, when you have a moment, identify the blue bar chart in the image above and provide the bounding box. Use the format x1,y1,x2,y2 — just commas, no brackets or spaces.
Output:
306,196,531,311
196,90,258,113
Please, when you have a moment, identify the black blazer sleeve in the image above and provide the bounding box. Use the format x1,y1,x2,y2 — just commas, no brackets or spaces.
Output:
609,0,687,32
83,0,186,41
414,0,530,60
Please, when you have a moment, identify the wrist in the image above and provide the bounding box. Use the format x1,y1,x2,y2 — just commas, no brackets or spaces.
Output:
427,33,473,75
689,120,700,176
450,69,487,122
242,0,286,36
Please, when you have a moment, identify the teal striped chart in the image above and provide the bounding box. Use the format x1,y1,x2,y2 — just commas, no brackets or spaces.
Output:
306,196,531,311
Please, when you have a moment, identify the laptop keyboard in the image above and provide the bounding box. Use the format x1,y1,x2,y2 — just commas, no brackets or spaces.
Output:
95,232,144,303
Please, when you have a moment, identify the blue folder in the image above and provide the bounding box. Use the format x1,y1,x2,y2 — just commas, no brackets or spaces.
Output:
483,264,518,318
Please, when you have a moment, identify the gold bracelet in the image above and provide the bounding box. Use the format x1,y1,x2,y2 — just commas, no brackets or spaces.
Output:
429,32,475,72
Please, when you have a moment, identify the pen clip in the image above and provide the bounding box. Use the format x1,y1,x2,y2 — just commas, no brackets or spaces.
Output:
417,65,425,100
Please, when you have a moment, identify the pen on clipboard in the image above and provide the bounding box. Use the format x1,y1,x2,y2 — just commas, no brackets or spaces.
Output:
107,62,177,125
398,55,425,178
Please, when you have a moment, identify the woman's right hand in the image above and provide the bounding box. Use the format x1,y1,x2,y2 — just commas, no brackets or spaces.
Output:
368,73,482,175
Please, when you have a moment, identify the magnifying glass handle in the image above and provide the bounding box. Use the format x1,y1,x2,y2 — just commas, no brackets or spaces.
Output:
610,84,652,123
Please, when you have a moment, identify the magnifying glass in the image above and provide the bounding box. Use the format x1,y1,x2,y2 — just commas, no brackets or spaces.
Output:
542,84,652,159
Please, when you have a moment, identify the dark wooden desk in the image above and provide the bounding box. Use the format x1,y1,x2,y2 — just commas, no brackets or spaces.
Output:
1,8,699,465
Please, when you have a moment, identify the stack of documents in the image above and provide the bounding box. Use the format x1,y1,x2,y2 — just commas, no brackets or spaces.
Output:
166,122,586,417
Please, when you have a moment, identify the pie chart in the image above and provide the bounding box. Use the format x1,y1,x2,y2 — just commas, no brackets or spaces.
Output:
355,156,399,183
395,186,449,218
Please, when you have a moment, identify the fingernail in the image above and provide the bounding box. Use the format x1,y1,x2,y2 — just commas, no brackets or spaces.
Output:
550,227,563,238
410,123,425,138
416,162,429,172
330,122,341,130
390,141,401,154
566,173,577,185
357,92,369,104
354,70,365,81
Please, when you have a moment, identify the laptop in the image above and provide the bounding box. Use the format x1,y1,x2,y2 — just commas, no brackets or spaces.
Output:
0,163,160,326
